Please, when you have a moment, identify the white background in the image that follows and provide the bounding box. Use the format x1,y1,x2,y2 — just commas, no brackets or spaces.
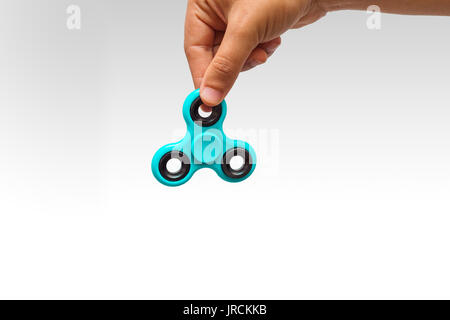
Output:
0,1,449,299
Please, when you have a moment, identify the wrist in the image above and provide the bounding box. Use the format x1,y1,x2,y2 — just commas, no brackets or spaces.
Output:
316,0,371,12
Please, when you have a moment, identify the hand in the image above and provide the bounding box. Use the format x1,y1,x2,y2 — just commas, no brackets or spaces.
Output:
184,0,327,108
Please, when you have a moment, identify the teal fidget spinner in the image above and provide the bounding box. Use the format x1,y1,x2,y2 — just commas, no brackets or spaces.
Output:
152,89,256,187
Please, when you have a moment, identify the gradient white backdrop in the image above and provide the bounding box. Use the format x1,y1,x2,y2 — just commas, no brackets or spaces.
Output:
0,0,449,299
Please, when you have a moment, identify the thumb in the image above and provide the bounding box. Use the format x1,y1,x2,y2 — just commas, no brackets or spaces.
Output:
200,25,258,106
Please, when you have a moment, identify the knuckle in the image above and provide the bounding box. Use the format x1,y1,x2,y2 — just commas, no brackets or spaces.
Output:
184,45,206,59
211,55,235,76
184,45,194,57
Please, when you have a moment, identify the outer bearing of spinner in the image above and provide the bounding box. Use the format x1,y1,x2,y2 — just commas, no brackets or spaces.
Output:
152,89,256,187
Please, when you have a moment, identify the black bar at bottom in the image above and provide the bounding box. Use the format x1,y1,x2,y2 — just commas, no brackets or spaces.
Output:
0,300,448,318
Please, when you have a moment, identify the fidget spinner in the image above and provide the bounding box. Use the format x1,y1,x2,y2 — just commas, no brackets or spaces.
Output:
152,89,256,187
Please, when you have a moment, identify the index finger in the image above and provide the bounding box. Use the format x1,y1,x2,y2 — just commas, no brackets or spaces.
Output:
184,2,215,89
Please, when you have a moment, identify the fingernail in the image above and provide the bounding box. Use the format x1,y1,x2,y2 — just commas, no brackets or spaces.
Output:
244,60,262,71
265,43,280,56
250,60,263,68
201,87,223,106
200,104,212,113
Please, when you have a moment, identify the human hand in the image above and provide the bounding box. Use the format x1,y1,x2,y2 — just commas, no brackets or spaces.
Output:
184,0,327,108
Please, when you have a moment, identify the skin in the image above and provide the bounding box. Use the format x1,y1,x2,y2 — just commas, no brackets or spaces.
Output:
184,0,450,109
